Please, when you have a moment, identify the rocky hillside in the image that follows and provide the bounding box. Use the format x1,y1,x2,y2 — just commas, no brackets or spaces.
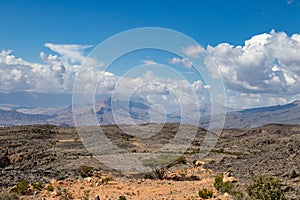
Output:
200,100,300,129
0,123,299,199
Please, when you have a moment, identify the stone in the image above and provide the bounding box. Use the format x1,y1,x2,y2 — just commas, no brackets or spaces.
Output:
289,170,298,179
0,155,11,168
223,172,237,183
85,177,93,182
50,178,57,184
107,181,118,185
193,160,205,166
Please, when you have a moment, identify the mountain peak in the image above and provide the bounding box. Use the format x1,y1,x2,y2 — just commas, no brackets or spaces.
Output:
291,100,300,105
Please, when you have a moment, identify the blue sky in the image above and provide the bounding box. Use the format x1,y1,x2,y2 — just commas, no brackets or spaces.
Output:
1,0,299,61
1,0,300,108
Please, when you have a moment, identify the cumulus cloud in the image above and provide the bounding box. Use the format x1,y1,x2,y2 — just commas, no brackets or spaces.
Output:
182,45,205,58
0,46,206,107
104,69,209,109
0,50,71,92
205,30,300,107
2,30,300,109
0,43,98,93
169,57,193,68
205,30,300,105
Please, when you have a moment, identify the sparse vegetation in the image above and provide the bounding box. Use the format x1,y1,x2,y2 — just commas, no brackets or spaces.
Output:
213,174,245,199
144,155,187,180
213,174,234,194
76,165,94,177
119,195,127,200
211,148,244,156
102,176,114,183
247,176,286,200
45,184,54,192
80,190,90,200
13,180,29,195
32,182,43,190
59,188,74,200
184,148,200,154
198,188,213,198
0,124,299,199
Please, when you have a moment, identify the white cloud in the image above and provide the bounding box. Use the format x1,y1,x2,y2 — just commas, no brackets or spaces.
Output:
0,47,207,106
0,43,100,93
2,30,300,109
107,69,208,108
140,60,157,65
205,30,300,108
182,45,205,58
44,43,92,64
169,57,193,68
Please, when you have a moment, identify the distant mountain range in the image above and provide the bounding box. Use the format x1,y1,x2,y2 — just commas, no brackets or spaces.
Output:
0,91,72,108
0,92,299,128
222,100,300,128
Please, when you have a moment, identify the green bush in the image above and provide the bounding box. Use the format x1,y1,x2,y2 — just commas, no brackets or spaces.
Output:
119,195,127,200
175,156,187,165
213,174,234,194
46,184,54,192
198,188,213,198
14,180,29,195
76,165,94,177
143,155,187,180
59,188,74,200
33,182,43,190
102,176,114,183
247,176,286,200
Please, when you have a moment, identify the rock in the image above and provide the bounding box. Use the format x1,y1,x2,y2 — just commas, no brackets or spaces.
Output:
85,177,93,182
289,170,298,179
94,195,100,200
223,176,237,182
217,192,232,200
27,184,34,195
223,172,237,183
107,181,118,185
193,160,205,166
0,154,11,168
50,178,57,184
51,190,59,197
187,175,200,181
8,185,17,193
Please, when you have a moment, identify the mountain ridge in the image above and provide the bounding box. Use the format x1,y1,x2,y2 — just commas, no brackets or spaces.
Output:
0,97,299,129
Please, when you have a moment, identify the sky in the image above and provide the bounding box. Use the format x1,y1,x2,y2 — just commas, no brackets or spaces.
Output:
1,0,300,109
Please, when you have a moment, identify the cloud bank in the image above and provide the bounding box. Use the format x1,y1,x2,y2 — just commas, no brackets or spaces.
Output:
1,30,300,108
204,30,300,107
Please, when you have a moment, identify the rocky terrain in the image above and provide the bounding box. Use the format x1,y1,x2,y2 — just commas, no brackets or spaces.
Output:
0,123,299,199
